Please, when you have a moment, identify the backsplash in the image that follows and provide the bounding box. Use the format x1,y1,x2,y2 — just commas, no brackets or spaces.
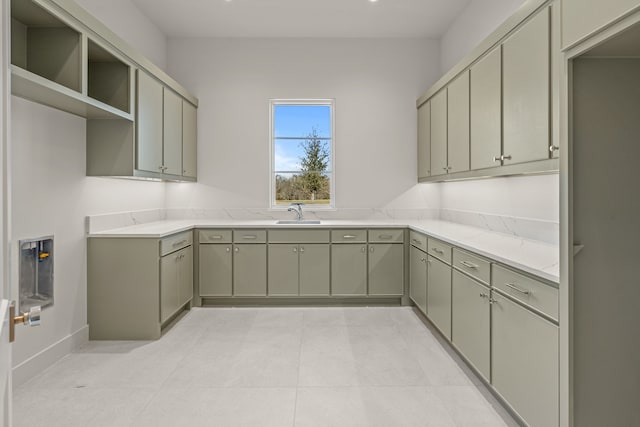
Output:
86,207,558,245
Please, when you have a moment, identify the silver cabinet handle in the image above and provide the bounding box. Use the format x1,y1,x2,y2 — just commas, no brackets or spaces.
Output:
300,247,305,253
226,247,231,253
343,235,356,239
505,283,531,295
209,235,223,240
479,293,488,299
369,247,374,253
242,235,257,240
492,155,502,162
361,246,366,253
431,247,444,255
378,234,393,240
420,258,426,263
411,238,422,245
172,239,188,247
293,247,297,253
550,145,559,153
501,155,512,161
234,247,239,253
459,260,478,269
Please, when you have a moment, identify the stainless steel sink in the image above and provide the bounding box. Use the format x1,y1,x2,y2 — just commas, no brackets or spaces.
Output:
275,220,321,225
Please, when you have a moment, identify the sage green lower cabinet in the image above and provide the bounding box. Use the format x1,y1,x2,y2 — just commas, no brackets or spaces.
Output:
199,244,232,296
161,246,193,323
409,245,428,314
299,244,330,296
268,244,299,296
368,243,404,296
331,244,367,296
451,270,490,380
427,255,452,339
233,244,267,296
492,292,559,427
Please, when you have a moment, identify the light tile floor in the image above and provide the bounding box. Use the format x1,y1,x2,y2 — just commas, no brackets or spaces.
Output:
13,307,518,426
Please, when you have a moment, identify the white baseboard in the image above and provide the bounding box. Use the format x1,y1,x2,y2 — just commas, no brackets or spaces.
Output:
12,325,89,388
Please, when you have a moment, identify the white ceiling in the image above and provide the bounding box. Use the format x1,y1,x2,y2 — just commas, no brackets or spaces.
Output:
131,0,472,38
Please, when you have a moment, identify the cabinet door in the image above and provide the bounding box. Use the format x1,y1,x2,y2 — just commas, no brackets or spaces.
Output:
368,244,404,296
451,270,490,380
178,246,193,306
268,244,299,296
409,246,428,314
503,8,550,165
199,244,232,296
160,250,180,323
136,70,163,173
427,256,452,339
471,47,502,170
163,88,183,176
417,101,431,179
331,244,367,296
182,101,197,178
447,70,470,173
562,0,639,49
430,90,448,176
299,244,330,296
233,244,267,296
492,293,559,427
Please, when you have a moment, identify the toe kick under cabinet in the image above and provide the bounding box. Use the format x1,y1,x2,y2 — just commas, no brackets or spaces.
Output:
88,231,193,340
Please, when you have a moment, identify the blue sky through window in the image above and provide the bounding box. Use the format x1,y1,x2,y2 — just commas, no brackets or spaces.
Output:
274,105,332,172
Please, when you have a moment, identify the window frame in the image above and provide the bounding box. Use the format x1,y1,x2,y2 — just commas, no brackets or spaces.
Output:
269,99,336,210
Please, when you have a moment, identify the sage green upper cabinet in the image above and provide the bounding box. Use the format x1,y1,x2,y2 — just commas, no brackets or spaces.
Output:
502,7,550,165
368,243,404,296
562,0,640,49
492,292,559,427
447,70,470,174
182,101,197,178
331,244,367,296
470,47,502,170
427,255,452,340
410,245,428,314
430,90,448,177
163,88,183,176
417,100,431,179
136,70,163,174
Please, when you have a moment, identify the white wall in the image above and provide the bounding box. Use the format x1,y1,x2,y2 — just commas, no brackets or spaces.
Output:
165,38,442,210
440,0,525,74
75,0,168,70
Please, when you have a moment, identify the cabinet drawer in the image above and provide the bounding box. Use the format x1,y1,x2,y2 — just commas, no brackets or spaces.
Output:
233,229,266,243
409,231,427,249
331,229,367,243
160,231,193,256
199,229,232,244
427,238,453,264
368,229,404,243
453,248,491,284
492,264,558,321
269,229,329,243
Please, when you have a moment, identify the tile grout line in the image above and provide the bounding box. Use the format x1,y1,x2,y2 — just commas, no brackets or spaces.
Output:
291,312,306,427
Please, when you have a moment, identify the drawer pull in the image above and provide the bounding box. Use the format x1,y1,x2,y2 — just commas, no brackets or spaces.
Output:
431,247,444,255
378,234,393,240
411,239,423,245
209,235,223,240
343,235,356,239
172,239,188,247
459,260,478,269
420,258,426,263
505,283,531,295
242,235,257,240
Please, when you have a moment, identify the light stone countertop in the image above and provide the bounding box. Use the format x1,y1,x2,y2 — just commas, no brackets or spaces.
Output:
88,219,559,284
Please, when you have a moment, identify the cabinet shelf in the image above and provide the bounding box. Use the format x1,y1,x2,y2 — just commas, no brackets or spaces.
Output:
87,39,131,113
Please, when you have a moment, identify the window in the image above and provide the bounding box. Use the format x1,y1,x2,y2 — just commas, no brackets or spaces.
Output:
270,99,335,208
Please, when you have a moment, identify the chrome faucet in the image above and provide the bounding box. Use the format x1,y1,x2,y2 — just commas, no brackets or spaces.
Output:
287,203,304,221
